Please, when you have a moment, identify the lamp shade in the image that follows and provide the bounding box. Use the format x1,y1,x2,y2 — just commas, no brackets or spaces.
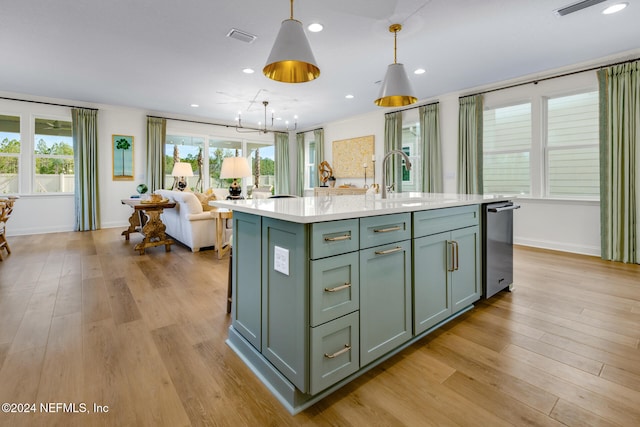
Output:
263,18,320,83
220,157,251,179
374,63,417,107
171,162,194,177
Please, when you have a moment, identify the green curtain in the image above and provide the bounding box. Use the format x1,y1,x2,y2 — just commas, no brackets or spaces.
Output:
72,108,100,231
420,103,443,193
296,132,305,196
146,117,166,192
384,112,403,192
458,95,484,194
275,132,290,195
314,128,324,186
598,61,639,264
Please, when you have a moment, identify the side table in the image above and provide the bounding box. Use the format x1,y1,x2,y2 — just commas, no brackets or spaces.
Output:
121,199,176,255
211,208,233,259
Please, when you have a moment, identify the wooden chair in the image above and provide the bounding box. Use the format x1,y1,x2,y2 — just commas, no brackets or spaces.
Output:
0,198,16,260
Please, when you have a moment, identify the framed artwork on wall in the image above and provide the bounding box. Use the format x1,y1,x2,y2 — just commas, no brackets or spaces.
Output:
112,134,134,180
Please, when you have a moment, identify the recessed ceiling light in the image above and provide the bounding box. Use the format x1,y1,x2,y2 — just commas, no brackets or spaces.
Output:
414,68,426,75
602,2,628,14
345,94,354,99
242,68,255,74
308,23,323,32
190,104,199,108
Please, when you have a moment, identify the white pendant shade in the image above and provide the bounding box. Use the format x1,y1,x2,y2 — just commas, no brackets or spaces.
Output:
374,63,417,107
263,18,320,83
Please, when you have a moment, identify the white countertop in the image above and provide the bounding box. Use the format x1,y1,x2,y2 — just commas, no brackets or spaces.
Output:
210,193,515,224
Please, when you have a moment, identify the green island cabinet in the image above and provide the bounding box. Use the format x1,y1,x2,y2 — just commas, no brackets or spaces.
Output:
228,204,482,414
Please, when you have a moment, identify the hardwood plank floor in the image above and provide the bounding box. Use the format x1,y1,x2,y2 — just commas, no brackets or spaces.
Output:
0,228,639,426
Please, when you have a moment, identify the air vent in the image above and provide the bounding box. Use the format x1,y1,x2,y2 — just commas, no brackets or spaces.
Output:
226,28,257,44
554,0,607,16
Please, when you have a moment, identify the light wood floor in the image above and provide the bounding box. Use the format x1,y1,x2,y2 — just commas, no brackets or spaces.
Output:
1,228,639,426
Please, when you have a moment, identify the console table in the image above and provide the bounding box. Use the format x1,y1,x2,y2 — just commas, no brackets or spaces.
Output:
314,187,367,196
121,199,176,255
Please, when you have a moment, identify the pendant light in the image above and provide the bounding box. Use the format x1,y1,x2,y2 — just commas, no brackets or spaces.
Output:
374,24,417,107
263,0,320,83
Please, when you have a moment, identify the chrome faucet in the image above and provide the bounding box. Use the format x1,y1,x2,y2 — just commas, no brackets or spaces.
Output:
381,150,412,199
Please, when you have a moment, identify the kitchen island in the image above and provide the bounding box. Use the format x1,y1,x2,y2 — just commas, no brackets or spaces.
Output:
211,193,514,414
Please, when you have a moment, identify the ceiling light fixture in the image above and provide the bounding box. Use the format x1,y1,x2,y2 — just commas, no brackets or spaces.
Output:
242,68,255,74
602,2,628,14
308,23,323,32
374,24,417,107
236,101,297,134
263,0,320,83
414,68,426,75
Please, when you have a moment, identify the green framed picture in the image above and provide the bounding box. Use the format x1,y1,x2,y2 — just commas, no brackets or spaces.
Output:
113,134,134,180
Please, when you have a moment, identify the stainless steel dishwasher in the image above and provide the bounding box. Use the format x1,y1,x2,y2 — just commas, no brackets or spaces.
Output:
483,201,520,299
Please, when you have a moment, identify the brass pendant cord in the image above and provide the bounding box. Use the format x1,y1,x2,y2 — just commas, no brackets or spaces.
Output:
290,0,294,19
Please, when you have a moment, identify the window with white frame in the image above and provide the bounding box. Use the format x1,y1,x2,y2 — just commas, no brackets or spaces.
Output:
303,131,316,190
33,117,74,193
546,91,599,199
482,82,599,200
0,114,20,194
165,128,274,195
400,110,421,192
483,103,532,195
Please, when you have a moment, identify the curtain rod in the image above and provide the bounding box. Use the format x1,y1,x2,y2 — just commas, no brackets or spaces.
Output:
463,56,639,99
0,96,98,111
297,126,324,135
384,100,439,116
147,114,288,134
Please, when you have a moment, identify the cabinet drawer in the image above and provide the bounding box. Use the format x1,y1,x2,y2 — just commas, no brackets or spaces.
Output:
310,252,360,327
360,213,411,249
310,219,360,259
310,311,359,395
413,205,479,238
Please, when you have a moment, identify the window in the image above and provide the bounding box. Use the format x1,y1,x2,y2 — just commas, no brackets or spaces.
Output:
546,92,599,198
165,130,274,195
33,118,74,193
483,103,531,195
303,132,316,190
401,121,420,191
482,81,599,200
0,114,20,194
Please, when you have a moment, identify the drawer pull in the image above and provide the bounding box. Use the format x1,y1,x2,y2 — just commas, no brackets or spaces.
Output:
374,246,403,255
324,344,351,359
373,226,401,233
324,283,352,293
324,234,351,242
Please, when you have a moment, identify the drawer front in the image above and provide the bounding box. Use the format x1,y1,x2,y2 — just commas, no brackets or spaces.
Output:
310,311,360,395
360,213,411,249
413,205,479,238
311,219,360,259
310,252,360,327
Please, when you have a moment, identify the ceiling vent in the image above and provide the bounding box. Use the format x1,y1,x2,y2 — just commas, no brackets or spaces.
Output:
554,0,607,16
226,28,257,44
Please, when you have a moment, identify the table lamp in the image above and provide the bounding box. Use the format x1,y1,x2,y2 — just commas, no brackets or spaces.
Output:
171,162,194,191
220,156,251,198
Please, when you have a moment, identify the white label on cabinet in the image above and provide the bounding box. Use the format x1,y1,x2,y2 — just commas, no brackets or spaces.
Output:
274,245,290,276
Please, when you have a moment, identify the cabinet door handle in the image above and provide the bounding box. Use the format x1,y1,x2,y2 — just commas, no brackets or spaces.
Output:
324,344,351,359
374,246,403,255
324,283,352,293
324,234,351,242
447,241,455,272
453,240,459,271
373,226,401,233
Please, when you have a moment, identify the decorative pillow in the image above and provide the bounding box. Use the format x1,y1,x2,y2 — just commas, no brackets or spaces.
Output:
194,191,217,211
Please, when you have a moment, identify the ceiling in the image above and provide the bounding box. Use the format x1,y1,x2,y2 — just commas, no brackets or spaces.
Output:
1,0,638,131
